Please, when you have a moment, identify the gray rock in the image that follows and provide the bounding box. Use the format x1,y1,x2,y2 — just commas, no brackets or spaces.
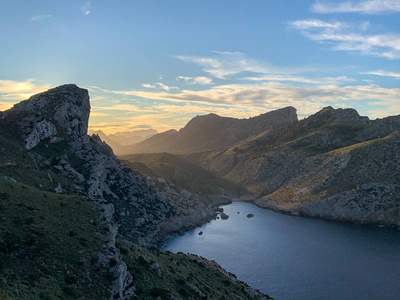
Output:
0,176,17,183
220,212,229,220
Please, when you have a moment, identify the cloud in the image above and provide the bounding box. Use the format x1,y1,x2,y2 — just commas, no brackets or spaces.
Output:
360,69,400,78
290,19,400,59
290,19,347,30
90,112,109,117
92,82,400,116
176,51,278,79
142,82,178,91
93,103,156,113
30,15,52,22
241,74,356,84
312,0,400,14
0,79,50,100
82,1,91,16
0,102,14,111
177,76,213,85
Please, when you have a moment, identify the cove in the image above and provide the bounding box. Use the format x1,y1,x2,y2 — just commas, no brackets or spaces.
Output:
162,201,400,300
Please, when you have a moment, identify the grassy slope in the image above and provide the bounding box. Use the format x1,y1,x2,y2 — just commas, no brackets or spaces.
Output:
118,242,271,300
0,181,110,300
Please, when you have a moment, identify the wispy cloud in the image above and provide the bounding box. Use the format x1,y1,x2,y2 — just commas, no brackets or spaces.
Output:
290,19,400,59
142,82,178,91
291,19,347,30
177,76,213,85
360,69,400,78
30,15,52,22
242,75,356,84
92,82,400,117
176,51,278,79
0,79,50,101
82,1,91,16
312,0,400,14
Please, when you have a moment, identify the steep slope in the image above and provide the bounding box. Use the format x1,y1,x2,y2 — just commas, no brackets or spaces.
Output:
0,84,270,299
118,107,297,155
194,107,400,225
120,152,247,200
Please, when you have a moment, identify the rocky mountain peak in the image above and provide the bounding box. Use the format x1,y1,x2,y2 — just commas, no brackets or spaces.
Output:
305,106,370,129
3,84,90,149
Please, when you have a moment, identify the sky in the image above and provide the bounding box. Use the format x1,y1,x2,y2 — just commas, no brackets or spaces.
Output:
0,0,399,134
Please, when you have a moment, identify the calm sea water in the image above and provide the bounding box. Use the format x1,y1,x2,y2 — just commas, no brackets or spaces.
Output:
162,201,400,300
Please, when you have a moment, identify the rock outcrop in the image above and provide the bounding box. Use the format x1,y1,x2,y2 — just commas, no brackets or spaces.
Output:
3,84,90,149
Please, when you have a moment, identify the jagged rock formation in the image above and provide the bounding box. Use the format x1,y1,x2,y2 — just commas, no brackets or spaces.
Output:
193,106,400,226
118,106,297,155
3,84,90,149
0,84,270,299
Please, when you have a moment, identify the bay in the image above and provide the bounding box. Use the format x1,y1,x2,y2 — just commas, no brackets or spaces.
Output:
162,201,400,300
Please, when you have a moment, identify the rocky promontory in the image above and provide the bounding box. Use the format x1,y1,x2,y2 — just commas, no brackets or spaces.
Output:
0,84,270,299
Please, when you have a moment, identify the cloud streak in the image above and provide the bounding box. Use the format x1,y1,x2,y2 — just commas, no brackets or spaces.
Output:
142,82,178,91
177,76,213,85
360,69,400,78
0,79,50,101
176,51,280,79
30,15,52,22
312,0,400,14
290,19,400,59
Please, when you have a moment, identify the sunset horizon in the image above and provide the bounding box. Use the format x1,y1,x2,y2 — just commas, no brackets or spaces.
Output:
1,0,399,134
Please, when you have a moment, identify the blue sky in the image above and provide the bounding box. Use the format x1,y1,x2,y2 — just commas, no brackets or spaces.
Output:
0,0,399,133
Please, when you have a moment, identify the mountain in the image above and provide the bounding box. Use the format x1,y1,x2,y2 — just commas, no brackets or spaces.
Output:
118,107,297,155
109,129,157,145
89,129,157,154
192,106,400,226
0,84,270,299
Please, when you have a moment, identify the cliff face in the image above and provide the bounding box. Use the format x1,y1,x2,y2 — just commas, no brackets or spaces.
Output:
0,85,269,299
194,106,400,226
118,106,297,155
3,84,90,149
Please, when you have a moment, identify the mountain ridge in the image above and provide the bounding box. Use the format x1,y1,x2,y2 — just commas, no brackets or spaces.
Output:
117,106,297,155
189,106,400,226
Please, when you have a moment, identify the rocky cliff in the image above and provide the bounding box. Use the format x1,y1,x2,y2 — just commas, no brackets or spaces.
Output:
0,84,270,299
118,106,297,155
193,106,400,226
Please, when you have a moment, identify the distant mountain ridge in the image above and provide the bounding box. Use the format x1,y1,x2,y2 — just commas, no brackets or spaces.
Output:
89,129,157,152
118,106,297,155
